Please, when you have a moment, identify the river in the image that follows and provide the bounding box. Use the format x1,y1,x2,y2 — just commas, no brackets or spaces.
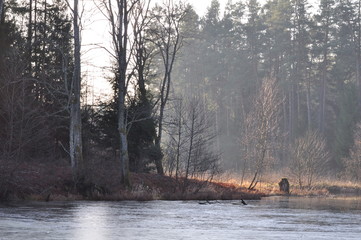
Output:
1,196,360,239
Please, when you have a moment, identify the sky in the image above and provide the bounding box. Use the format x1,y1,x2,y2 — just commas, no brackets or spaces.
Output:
81,0,318,103
81,0,231,103
81,0,243,103
190,0,227,15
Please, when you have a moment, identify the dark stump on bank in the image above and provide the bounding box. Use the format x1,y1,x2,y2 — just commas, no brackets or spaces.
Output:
278,178,290,194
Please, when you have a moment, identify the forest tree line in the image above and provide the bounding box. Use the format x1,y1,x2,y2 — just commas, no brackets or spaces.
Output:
1,0,361,192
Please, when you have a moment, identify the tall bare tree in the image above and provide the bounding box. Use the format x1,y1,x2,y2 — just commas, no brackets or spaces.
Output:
98,0,144,186
148,0,188,175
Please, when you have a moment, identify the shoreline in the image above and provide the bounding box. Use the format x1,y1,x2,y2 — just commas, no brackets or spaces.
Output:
1,172,266,202
1,162,361,202
3,191,361,203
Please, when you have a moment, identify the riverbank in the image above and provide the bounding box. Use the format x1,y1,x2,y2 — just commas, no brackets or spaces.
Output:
221,176,361,197
117,173,266,201
1,161,360,201
0,162,265,201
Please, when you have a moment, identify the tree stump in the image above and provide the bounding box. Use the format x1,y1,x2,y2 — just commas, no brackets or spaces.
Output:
278,178,290,194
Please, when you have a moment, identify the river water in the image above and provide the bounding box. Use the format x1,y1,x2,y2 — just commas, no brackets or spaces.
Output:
0,196,360,240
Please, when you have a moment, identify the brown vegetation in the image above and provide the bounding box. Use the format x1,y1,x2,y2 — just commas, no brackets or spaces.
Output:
0,160,264,202
2,159,361,202
215,172,361,197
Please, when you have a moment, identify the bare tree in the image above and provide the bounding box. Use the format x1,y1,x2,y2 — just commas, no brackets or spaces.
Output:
97,0,145,186
164,96,220,191
164,98,185,180
0,51,55,199
240,78,283,190
291,130,329,189
131,0,153,103
148,0,188,175
0,52,51,161
114,0,131,186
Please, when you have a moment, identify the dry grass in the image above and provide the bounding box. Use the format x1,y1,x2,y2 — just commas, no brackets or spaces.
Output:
212,171,361,197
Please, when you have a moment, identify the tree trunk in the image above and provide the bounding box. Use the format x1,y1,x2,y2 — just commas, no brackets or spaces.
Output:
288,89,294,141
152,3,186,175
155,101,165,175
248,147,266,190
175,102,182,181
70,0,83,180
118,87,130,186
318,10,330,134
319,68,327,134
306,77,311,130
155,68,172,175
183,107,195,193
27,0,33,72
117,0,130,186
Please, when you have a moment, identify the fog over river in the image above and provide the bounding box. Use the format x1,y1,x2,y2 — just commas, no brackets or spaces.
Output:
1,196,361,240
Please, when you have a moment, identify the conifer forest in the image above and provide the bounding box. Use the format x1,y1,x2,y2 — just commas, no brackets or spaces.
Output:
1,0,361,199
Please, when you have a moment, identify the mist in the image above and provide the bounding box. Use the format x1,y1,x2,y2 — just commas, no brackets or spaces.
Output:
1,0,361,200
167,0,360,186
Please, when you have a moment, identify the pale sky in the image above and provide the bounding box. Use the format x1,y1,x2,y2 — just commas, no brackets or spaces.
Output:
81,0,248,103
191,0,227,15
81,0,318,103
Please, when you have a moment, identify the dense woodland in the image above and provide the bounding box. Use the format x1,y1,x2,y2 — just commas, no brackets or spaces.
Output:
1,0,361,197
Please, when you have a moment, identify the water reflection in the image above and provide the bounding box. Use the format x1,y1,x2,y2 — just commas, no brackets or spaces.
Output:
260,196,361,212
0,197,361,240
72,203,112,240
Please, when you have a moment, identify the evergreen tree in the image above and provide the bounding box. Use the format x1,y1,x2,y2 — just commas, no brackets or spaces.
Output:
312,0,336,135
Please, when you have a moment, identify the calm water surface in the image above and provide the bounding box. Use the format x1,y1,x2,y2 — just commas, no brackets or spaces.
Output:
0,196,361,239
